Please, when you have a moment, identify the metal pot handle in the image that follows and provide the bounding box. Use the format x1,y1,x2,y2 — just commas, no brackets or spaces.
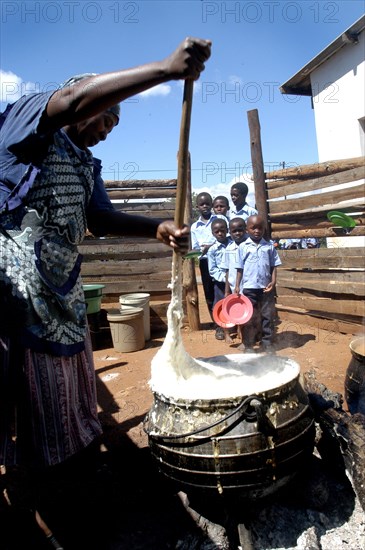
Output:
249,398,275,435
145,394,265,442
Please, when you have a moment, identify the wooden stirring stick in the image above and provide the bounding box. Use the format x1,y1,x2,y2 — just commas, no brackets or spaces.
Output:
172,79,194,282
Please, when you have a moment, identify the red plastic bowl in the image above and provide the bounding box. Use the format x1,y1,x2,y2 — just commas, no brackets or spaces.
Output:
213,299,236,329
222,294,253,325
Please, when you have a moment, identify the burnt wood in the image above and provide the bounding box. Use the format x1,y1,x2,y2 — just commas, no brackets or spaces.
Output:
303,372,365,512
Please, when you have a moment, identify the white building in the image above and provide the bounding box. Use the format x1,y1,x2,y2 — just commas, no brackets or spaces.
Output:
280,15,365,247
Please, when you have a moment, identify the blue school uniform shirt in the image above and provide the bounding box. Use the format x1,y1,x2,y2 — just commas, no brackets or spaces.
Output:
207,238,232,283
221,240,244,292
190,214,227,254
234,237,282,289
229,203,258,221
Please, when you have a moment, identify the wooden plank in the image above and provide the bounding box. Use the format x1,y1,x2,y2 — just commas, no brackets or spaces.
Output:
271,216,365,231
104,179,177,189
82,251,172,262
81,258,172,276
270,206,365,224
269,199,365,220
278,269,365,283
107,188,176,200
277,269,365,298
277,307,362,334
276,295,365,317
272,227,365,239
79,239,172,256
109,208,175,219
82,280,172,294
109,202,174,212
82,270,171,282
268,184,364,214
278,277,365,296
267,167,365,199
276,248,364,269
265,156,365,180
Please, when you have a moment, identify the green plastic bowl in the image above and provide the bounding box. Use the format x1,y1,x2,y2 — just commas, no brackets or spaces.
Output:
327,210,356,228
83,284,105,314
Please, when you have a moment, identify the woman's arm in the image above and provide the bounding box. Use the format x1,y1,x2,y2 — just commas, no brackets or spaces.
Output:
87,209,189,253
43,37,211,132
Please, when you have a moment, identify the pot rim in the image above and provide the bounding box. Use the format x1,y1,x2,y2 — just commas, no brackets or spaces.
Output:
350,336,365,362
152,374,300,408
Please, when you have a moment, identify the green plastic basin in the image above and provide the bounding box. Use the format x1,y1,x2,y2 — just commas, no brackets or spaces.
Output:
83,284,105,314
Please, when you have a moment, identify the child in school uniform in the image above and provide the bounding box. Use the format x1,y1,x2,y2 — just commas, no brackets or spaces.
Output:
207,218,232,340
229,182,257,222
234,215,281,353
212,195,230,223
191,192,218,321
221,217,247,346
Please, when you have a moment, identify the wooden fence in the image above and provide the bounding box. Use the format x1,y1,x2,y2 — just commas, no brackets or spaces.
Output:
79,177,199,333
81,109,364,336
248,109,365,334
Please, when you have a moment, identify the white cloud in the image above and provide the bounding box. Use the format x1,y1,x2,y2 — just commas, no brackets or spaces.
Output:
138,83,171,98
0,70,38,104
177,80,202,96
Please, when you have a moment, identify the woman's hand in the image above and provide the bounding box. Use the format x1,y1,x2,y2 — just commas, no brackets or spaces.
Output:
156,221,190,254
164,37,212,81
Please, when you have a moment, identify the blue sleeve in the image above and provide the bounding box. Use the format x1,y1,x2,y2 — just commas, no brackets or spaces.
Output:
87,158,115,216
0,91,55,164
190,223,200,250
271,247,282,267
207,246,221,281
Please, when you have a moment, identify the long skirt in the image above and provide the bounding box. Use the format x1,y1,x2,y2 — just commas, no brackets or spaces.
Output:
0,332,102,468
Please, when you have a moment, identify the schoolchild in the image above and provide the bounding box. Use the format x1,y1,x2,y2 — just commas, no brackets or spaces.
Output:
207,218,232,341
191,192,217,320
229,182,257,222
221,217,247,346
234,215,281,353
212,195,230,221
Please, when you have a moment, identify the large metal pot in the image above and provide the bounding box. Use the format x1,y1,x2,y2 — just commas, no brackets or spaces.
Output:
145,354,315,500
345,336,365,415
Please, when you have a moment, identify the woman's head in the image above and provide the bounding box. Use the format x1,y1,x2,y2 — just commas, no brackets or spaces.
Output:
61,73,120,150
66,112,118,149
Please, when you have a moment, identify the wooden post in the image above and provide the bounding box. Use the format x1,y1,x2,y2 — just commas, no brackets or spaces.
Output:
183,154,201,331
247,109,270,238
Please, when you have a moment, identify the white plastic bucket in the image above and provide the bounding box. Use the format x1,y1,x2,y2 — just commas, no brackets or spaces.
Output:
107,307,145,353
119,293,151,341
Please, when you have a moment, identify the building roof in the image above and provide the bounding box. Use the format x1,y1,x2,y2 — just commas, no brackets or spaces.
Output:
280,15,365,96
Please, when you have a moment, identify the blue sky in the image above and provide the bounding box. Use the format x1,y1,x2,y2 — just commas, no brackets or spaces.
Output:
1,1,364,204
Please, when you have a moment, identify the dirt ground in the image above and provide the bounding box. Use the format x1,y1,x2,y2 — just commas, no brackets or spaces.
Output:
94,287,355,452
2,284,362,550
